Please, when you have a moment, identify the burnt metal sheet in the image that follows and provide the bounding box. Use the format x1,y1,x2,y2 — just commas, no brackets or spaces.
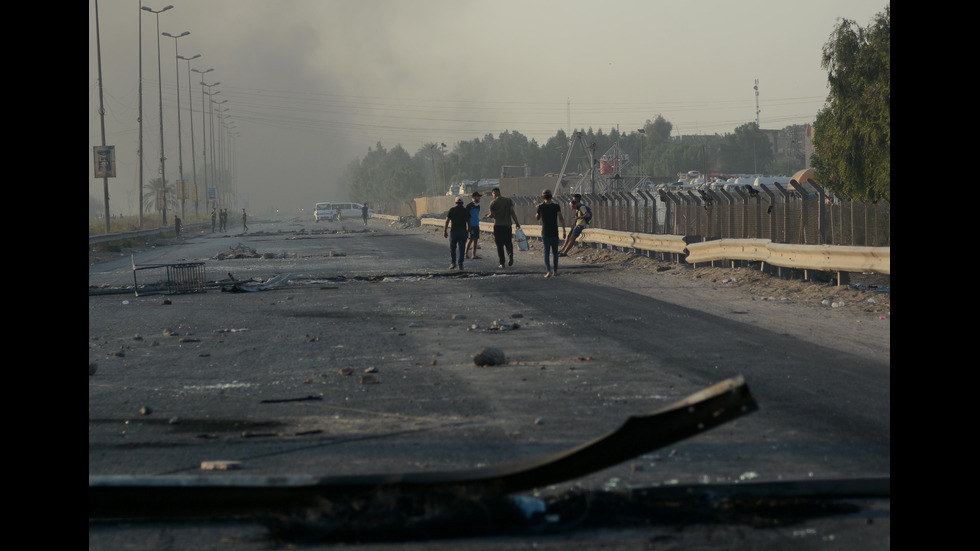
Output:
90,375,757,520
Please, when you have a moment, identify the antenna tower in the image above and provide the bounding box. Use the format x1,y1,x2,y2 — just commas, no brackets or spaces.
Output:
567,97,571,135
754,79,760,127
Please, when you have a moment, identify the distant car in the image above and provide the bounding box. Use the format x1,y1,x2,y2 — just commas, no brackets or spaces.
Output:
314,202,373,222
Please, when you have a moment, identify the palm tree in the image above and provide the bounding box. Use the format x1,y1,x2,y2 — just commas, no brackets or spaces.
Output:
142,177,176,218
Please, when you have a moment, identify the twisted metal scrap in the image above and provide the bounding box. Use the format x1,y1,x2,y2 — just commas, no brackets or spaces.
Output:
90,376,757,520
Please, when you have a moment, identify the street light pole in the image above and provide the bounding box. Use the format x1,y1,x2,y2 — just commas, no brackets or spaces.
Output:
94,0,110,233
213,100,228,205
137,2,145,228
162,30,189,219
178,54,200,218
202,83,220,206
192,69,214,210
142,4,173,226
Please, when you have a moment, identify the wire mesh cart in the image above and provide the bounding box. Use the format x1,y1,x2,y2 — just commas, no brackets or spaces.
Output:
131,255,206,296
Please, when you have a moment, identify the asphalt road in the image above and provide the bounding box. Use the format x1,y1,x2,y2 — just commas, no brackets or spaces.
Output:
89,215,889,550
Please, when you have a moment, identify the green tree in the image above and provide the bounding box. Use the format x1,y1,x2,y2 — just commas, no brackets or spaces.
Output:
812,6,889,200
142,177,174,215
718,123,774,174
347,142,426,205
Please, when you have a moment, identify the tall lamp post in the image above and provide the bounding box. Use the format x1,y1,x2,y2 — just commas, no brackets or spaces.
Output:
213,100,229,205
137,2,145,228
142,4,173,225
202,83,221,206
93,0,111,233
162,31,189,219
192,69,214,210
178,54,201,218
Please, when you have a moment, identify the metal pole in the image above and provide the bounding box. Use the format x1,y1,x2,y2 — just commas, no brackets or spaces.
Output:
94,0,110,233
141,5,173,224
153,12,167,224
192,69,213,209
180,55,200,218
137,2,144,229
163,31,189,219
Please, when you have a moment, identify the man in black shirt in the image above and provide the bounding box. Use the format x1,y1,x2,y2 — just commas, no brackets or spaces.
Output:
535,189,566,277
443,196,471,270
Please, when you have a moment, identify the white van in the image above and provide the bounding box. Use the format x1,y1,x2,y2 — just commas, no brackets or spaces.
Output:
314,202,372,222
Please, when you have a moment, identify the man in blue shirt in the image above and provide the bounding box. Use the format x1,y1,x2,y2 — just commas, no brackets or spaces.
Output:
465,192,482,260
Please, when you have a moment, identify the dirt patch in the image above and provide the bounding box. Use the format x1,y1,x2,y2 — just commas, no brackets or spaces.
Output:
571,248,890,317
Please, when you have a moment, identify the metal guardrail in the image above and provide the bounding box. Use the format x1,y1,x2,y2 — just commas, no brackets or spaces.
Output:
418,217,890,275
88,221,210,246
688,239,890,275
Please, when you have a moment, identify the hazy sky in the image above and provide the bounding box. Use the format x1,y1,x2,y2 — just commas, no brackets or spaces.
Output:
89,0,887,216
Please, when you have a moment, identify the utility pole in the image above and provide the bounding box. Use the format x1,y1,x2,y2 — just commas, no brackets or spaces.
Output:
94,0,110,233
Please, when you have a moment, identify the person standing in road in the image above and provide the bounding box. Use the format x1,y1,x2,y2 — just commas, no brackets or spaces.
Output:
219,208,227,232
535,189,566,277
211,207,217,233
558,193,592,257
485,188,521,268
464,191,482,260
361,203,369,225
242,208,248,232
443,196,471,270
174,215,182,237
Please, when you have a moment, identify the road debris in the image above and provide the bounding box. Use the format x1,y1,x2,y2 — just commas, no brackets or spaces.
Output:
200,460,241,471
90,376,759,522
213,243,259,260
259,396,323,404
490,320,520,331
222,273,293,293
474,346,506,366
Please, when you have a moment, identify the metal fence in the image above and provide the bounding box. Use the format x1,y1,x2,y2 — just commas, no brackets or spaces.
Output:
509,182,889,247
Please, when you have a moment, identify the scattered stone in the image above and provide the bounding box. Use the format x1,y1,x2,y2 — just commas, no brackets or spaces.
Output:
168,417,180,425
163,328,179,336
451,314,467,320
534,417,545,425
364,367,378,373
490,320,519,331
162,298,172,305
360,374,380,384
113,349,126,357
89,363,98,376
179,338,200,343
338,367,354,376
133,334,143,341
511,313,524,319
139,406,152,415
474,346,506,367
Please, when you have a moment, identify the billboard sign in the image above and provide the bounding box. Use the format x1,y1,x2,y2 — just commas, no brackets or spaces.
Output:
93,146,116,178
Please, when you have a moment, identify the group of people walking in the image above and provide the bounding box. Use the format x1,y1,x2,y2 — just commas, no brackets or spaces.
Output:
443,188,592,277
210,207,247,233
